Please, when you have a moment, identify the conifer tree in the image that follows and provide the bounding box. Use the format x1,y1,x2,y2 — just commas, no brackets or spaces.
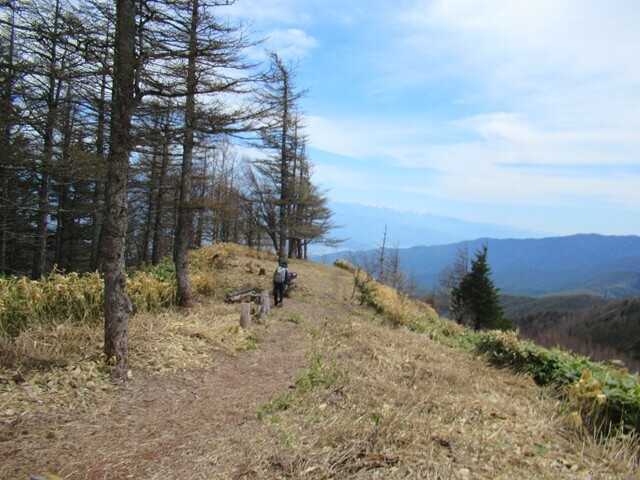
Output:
451,244,511,331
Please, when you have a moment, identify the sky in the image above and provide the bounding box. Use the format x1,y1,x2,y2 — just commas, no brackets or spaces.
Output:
226,0,640,237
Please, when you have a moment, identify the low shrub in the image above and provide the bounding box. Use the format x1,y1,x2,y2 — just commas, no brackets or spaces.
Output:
0,272,104,336
127,271,175,313
0,265,176,337
333,259,353,272
0,244,270,338
476,330,640,433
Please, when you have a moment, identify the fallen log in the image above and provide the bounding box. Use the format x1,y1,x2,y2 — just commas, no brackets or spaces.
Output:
226,287,259,304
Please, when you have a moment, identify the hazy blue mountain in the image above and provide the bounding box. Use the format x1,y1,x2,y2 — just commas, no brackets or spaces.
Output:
322,202,547,253
317,234,640,298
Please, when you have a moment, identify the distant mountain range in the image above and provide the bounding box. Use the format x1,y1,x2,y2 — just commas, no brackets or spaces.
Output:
317,234,640,298
322,202,547,253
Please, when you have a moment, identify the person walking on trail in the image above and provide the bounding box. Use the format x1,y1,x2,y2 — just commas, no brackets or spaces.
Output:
273,261,288,307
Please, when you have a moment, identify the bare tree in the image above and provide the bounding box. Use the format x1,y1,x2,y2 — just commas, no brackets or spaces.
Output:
172,0,200,307
249,54,336,259
140,0,256,306
0,0,20,275
10,0,82,277
438,244,469,322
1,0,109,275
101,0,139,377
75,0,116,272
251,53,306,259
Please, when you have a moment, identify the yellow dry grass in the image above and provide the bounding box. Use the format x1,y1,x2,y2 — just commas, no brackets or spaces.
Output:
0,244,277,424
253,314,638,479
128,302,258,373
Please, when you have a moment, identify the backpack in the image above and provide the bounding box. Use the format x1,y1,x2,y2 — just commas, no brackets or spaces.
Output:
273,266,286,283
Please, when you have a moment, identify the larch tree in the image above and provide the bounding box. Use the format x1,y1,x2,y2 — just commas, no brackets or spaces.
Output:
285,117,337,259
75,0,116,272
101,0,139,376
251,53,304,259
10,0,82,278
141,0,255,307
0,0,21,275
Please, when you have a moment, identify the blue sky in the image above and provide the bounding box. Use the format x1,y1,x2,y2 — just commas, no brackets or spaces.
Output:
227,0,640,236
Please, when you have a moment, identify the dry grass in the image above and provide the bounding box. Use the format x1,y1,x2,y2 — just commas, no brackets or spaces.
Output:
128,302,258,373
252,314,638,479
0,245,276,428
1,244,638,479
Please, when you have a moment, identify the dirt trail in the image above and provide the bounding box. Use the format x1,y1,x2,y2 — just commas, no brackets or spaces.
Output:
2,260,356,479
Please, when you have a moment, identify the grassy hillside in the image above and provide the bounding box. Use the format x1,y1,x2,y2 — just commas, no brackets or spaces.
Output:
1,244,639,479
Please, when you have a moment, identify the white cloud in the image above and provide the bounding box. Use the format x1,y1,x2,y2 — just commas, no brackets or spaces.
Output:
307,114,440,160
400,0,640,82
228,0,640,233
264,28,318,60
223,0,312,26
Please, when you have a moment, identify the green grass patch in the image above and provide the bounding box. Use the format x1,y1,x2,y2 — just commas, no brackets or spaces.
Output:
257,352,341,422
294,353,339,393
256,391,295,420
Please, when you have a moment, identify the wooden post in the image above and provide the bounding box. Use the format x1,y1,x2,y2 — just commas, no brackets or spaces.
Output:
240,302,251,329
260,290,270,324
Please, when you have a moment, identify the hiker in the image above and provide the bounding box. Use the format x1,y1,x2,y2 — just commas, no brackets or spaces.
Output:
273,261,288,307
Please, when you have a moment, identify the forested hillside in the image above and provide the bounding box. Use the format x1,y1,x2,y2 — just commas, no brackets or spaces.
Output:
506,294,640,373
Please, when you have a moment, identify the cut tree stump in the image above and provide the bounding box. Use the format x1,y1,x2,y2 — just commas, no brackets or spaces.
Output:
240,302,251,329
236,290,272,327
259,290,270,324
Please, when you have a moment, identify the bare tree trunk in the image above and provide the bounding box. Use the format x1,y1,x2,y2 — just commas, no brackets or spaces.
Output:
377,225,387,283
90,41,110,272
278,68,289,261
193,152,208,247
173,0,199,308
151,119,170,265
32,0,66,279
54,83,75,270
0,2,17,275
102,0,137,377
33,148,52,278
142,145,160,264
214,150,228,243
0,171,7,274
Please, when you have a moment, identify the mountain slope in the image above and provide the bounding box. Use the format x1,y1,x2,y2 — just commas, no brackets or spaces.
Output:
505,293,640,371
1,249,636,478
320,234,640,297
